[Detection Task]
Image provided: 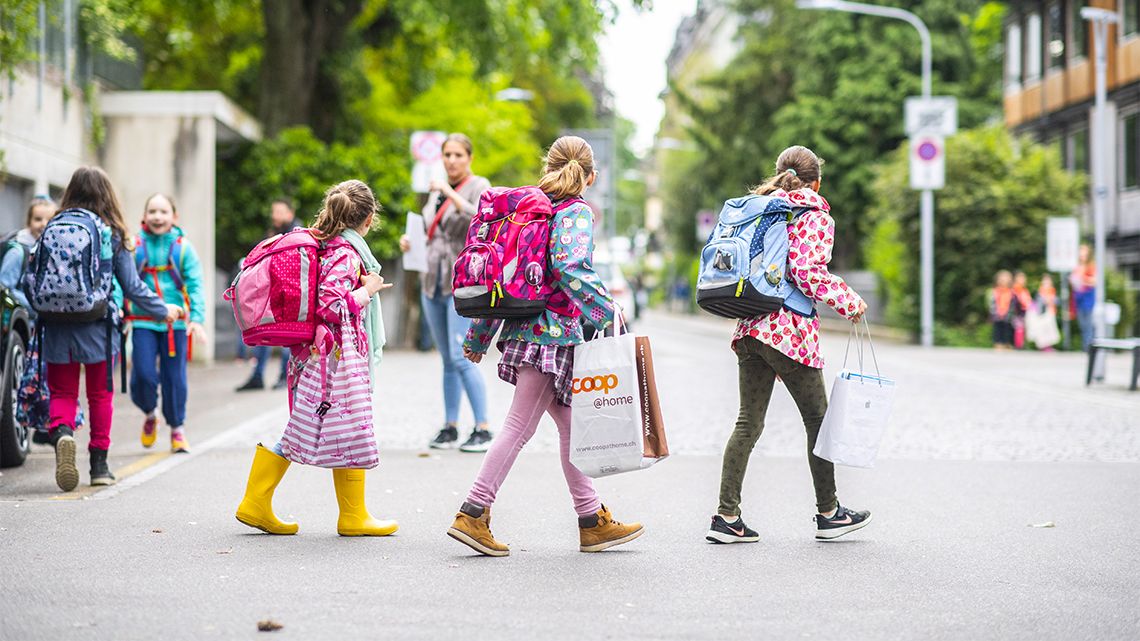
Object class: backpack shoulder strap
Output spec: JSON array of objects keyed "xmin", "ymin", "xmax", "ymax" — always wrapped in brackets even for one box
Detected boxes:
[
  {"xmin": 550, "ymin": 197, "xmax": 586, "ymax": 215},
  {"xmin": 167, "ymin": 235, "xmax": 186, "ymax": 291}
]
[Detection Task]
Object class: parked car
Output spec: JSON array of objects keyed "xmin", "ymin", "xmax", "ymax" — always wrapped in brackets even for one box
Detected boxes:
[
  {"xmin": 592, "ymin": 257, "xmax": 635, "ymax": 331},
  {"xmin": 0, "ymin": 285, "xmax": 31, "ymax": 468}
]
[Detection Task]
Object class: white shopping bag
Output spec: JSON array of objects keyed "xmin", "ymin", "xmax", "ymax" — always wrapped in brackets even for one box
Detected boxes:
[
  {"xmin": 814, "ymin": 321, "xmax": 896, "ymax": 468},
  {"xmin": 569, "ymin": 309, "xmax": 667, "ymax": 478}
]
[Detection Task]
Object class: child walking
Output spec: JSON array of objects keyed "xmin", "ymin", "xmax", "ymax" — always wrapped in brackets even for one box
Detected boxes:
[
  {"xmin": 0, "ymin": 195, "xmax": 53, "ymax": 310},
  {"xmin": 447, "ymin": 136, "xmax": 643, "ymax": 557},
  {"xmin": 128, "ymin": 193, "xmax": 207, "ymax": 453},
  {"xmin": 234, "ymin": 179, "xmax": 397, "ymax": 537},
  {"xmin": 29, "ymin": 167, "xmax": 182, "ymax": 491},
  {"xmin": 707, "ymin": 146, "xmax": 871, "ymax": 544}
]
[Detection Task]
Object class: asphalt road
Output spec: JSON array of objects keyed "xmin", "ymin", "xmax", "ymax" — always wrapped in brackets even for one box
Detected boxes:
[{"xmin": 1, "ymin": 312, "xmax": 1138, "ymax": 640}]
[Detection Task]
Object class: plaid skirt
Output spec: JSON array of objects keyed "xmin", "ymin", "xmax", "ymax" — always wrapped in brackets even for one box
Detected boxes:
[{"xmin": 497, "ymin": 340, "xmax": 576, "ymax": 407}]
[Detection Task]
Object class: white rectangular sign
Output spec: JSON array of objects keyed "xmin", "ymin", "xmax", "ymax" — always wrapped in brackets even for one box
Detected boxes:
[
  {"xmin": 402, "ymin": 212, "xmax": 428, "ymax": 273},
  {"xmin": 909, "ymin": 136, "xmax": 945, "ymax": 190},
  {"xmin": 1046, "ymin": 217, "xmax": 1080, "ymax": 272},
  {"xmin": 905, "ymin": 96, "xmax": 958, "ymax": 136}
]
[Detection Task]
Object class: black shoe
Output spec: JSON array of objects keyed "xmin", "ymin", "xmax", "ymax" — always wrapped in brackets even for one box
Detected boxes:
[
  {"xmin": 235, "ymin": 375, "xmax": 265, "ymax": 392},
  {"xmin": 51, "ymin": 426, "xmax": 78, "ymax": 492},
  {"xmin": 89, "ymin": 448, "xmax": 116, "ymax": 487},
  {"xmin": 32, "ymin": 428, "xmax": 52, "ymax": 446},
  {"xmin": 429, "ymin": 425, "xmax": 459, "ymax": 449},
  {"xmin": 815, "ymin": 503, "xmax": 872, "ymax": 540},
  {"xmin": 272, "ymin": 377, "xmax": 288, "ymax": 390},
  {"xmin": 706, "ymin": 515, "xmax": 760, "ymax": 544},
  {"xmin": 459, "ymin": 428, "xmax": 493, "ymax": 453}
]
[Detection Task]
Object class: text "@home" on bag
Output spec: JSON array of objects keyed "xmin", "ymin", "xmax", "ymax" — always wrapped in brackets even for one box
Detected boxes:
[{"xmin": 572, "ymin": 374, "xmax": 634, "ymax": 409}]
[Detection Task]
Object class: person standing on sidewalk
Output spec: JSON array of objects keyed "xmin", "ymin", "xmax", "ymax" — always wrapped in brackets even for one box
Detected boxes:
[
  {"xmin": 1070, "ymin": 244, "xmax": 1097, "ymax": 351},
  {"xmin": 447, "ymin": 136, "xmax": 643, "ymax": 557},
  {"xmin": 1011, "ymin": 271, "xmax": 1034, "ymax": 350},
  {"xmin": 399, "ymin": 133, "xmax": 493, "ymax": 453},
  {"xmin": 30, "ymin": 167, "xmax": 182, "ymax": 491},
  {"xmin": 128, "ymin": 193, "xmax": 207, "ymax": 453},
  {"xmin": 236, "ymin": 198, "xmax": 302, "ymax": 391},
  {"xmin": 234, "ymin": 179, "xmax": 398, "ymax": 537},
  {"xmin": 706, "ymin": 146, "xmax": 871, "ymax": 545},
  {"xmin": 989, "ymin": 270, "xmax": 1015, "ymax": 350}
]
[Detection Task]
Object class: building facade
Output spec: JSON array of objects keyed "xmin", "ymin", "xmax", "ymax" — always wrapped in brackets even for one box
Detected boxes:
[{"xmin": 1004, "ymin": 0, "xmax": 1140, "ymax": 287}]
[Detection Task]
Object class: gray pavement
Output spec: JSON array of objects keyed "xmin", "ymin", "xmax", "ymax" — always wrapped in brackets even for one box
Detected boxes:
[{"xmin": 1, "ymin": 311, "xmax": 1138, "ymax": 640}]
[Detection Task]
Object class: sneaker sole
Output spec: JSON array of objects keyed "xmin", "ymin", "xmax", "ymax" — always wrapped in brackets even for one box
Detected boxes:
[
  {"xmin": 705, "ymin": 529, "xmax": 760, "ymax": 544},
  {"xmin": 580, "ymin": 526, "xmax": 644, "ymax": 552},
  {"xmin": 429, "ymin": 441, "xmax": 459, "ymax": 450},
  {"xmin": 90, "ymin": 477, "xmax": 116, "ymax": 487},
  {"xmin": 815, "ymin": 513, "xmax": 873, "ymax": 540},
  {"xmin": 458, "ymin": 443, "xmax": 490, "ymax": 453},
  {"xmin": 54, "ymin": 436, "xmax": 78, "ymax": 492},
  {"xmin": 447, "ymin": 527, "xmax": 509, "ymax": 557}
]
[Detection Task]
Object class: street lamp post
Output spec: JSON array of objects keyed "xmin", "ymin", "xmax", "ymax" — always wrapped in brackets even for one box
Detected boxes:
[
  {"xmin": 1081, "ymin": 7, "xmax": 1119, "ymax": 343},
  {"xmin": 796, "ymin": 0, "xmax": 936, "ymax": 347}
]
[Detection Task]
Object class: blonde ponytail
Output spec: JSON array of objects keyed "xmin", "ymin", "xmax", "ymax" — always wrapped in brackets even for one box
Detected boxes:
[
  {"xmin": 537, "ymin": 136, "xmax": 595, "ymax": 200},
  {"xmin": 311, "ymin": 179, "xmax": 379, "ymax": 240}
]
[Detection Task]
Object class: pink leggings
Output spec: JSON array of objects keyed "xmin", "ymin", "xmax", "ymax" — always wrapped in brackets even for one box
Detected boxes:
[
  {"xmin": 467, "ymin": 366, "xmax": 602, "ymax": 517},
  {"xmin": 48, "ymin": 361, "xmax": 113, "ymax": 451}
]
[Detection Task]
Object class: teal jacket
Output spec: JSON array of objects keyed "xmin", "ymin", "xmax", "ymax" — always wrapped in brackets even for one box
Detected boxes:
[{"xmin": 130, "ymin": 227, "xmax": 206, "ymax": 332}]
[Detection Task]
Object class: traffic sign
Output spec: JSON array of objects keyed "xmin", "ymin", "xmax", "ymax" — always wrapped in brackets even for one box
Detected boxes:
[
  {"xmin": 1046, "ymin": 217, "xmax": 1080, "ymax": 272},
  {"xmin": 909, "ymin": 135, "xmax": 945, "ymax": 190},
  {"xmin": 410, "ymin": 130, "xmax": 447, "ymax": 193},
  {"xmin": 905, "ymin": 96, "xmax": 958, "ymax": 136}
]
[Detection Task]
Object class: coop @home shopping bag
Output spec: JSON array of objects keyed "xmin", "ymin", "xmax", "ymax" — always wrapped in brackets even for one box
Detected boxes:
[
  {"xmin": 813, "ymin": 321, "xmax": 896, "ymax": 468},
  {"xmin": 569, "ymin": 310, "xmax": 668, "ymax": 478}
]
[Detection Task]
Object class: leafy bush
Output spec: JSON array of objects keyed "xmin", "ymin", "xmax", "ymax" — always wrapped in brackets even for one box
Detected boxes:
[
  {"xmin": 865, "ymin": 126, "xmax": 1086, "ymax": 340},
  {"xmin": 216, "ymin": 127, "xmax": 412, "ymax": 269}
]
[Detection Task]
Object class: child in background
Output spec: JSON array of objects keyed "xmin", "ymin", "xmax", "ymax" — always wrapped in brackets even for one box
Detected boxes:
[
  {"xmin": 30, "ymin": 167, "xmax": 182, "ymax": 491},
  {"xmin": 128, "ymin": 193, "xmax": 207, "ymax": 453},
  {"xmin": 0, "ymin": 196, "xmax": 53, "ymax": 310},
  {"xmin": 234, "ymin": 179, "xmax": 397, "ymax": 537},
  {"xmin": 1011, "ymin": 271, "xmax": 1034, "ymax": 350},
  {"xmin": 989, "ymin": 270, "xmax": 1015, "ymax": 350},
  {"xmin": 1033, "ymin": 274, "xmax": 1060, "ymax": 351}
]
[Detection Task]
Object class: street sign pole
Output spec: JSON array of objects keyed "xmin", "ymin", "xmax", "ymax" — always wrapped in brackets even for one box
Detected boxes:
[{"xmin": 920, "ymin": 189, "xmax": 934, "ymax": 348}]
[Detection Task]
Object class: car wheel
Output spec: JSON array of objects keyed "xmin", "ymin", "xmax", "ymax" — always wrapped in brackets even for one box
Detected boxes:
[{"xmin": 0, "ymin": 332, "xmax": 29, "ymax": 468}]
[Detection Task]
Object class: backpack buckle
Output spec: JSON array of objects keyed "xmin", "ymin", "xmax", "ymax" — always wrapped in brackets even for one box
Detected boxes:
[{"xmin": 476, "ymin": 223, "xmax": 490, "ymax": 241}]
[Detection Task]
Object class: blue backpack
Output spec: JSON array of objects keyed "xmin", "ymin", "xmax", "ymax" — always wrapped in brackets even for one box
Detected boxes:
[
  {"xmin": 25, "ymin": 208, "xmax": 115, "ymax": 323},
  {"xmin": 696, "ymin": 194, "xmax": 815, "ymax": 319}
]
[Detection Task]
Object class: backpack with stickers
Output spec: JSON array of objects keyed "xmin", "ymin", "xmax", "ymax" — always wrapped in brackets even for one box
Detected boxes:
[
  {"xmin": 452, "ymin": 186, "xmax": 583, "ymax": 319},
  {"xmin": 695, "ymin": 194, "xmax": 815, "ymax": 319}
]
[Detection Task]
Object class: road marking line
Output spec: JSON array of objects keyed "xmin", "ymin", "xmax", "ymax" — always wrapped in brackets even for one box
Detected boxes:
[{"xmin": 90, "ymin": 407, "xmax": 288, "ymax": 501}]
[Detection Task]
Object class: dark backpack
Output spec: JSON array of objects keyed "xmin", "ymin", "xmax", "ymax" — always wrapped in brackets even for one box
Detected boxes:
[
  {"xmin": 0, "ymin": 230, "xmax": 30, "ymax": 283},
  {"xmin": 25, "ymin": 208, "xmax": 115, "ymax": 323}
]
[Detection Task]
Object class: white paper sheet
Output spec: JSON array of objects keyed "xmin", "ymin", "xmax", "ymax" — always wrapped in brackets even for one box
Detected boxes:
[{"xmin": 402, "ymin": 212, "xmax": 428, "ymax": 273}]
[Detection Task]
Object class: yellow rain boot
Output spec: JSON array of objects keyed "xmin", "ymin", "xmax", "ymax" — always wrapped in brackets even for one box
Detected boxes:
[
  {"xmin": 235, "ymin": 444, "xmax": 299, "ymax": 535},
  {"xmin": 332, "ymin": 469, "xmax": 398, "ymax": 537}
]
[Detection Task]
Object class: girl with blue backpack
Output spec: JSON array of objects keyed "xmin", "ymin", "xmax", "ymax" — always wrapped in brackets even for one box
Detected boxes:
[
  {"xmin": 128, "ymin": 193, "xmax": 207, "ymax": 453},
  {"xmin": 28, "ymin": 167, "xmax": 183, "ymax": 492},
  {"xmin": 447, "ymin": 136, "xmax": 643, "ymax": 557},
  {"xmin": 705, "ymin": 146, "xmax": 872, "ymax": 544}
]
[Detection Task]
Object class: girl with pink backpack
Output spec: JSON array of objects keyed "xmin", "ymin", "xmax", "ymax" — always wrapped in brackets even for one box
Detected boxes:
[
  {"xmin": 447, "ymin": 136, "xmax": 644, "ymax": 557},
  {"xmin": 233, "ymin": 179, "xmax": 398, "ymax": 537}
]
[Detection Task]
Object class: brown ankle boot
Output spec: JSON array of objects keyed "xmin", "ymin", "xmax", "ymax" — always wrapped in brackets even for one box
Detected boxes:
[
  {"xmin": 448, "ymin": 502, "xmax": 509, "ymax": 557},
  {"xmin": 579, "ymin": 504, "xmax": 643, "ymax": 552}
]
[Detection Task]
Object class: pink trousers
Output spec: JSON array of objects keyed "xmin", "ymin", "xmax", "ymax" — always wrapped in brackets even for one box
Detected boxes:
[
  {"xmin": 48, "ymin": 361, "xmax": 113, "ymax": 451},
  {"xmin": 467, "ymin": 365, "xmax": 602, "ymax": 517}
]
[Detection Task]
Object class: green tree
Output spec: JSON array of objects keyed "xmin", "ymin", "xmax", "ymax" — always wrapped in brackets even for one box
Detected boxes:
[
  {"xmin": 663, "ymin": 0, "xmax": 1006, "ymax": 268},
  {"xmin": 865, "ymin": 126, "xmax": 1085, "ymax": 337}
]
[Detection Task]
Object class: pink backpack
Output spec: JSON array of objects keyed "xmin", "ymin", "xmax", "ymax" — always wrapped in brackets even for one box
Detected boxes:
[
  {"xmin": 224, "ymin": 229, "xmax": 347, "ymax": 347},
  {"xmin": 452, "ymin": 187, "xmax": 582, "ymax": 319}
]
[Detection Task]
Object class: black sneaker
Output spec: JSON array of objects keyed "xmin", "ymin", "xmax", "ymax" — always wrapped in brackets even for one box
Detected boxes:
[
  {"xmin": 32, "ymin": 429, "xmax": 52, "ymax": 446},
  {"xmin": 429, "ymin": 425, "xmax": 459, "ymax": 449},
  {"xmin": 88, "ymin": 448, "xmax": 116, "ymax": 487},
  {"xmin": 51, "ymin": 426, "xmax": 79, "ymax": 492},
  {"xmin": 272, "ymin": 377, "xmax": 289, "ymax": 390},
  {"xmin": 706, "ymin": 515, "xmax": 760, "ymax": 544},
  {"xmin": 235, "ymin": 375, "xmax": 265, "ymax": 392},
  {"xmin": 459, "ymin": 428, "xmax": 493, "ymax": 453},
  {"xmin": 815, "ymin": 503, "xmax": 872, "ymax": 540}
]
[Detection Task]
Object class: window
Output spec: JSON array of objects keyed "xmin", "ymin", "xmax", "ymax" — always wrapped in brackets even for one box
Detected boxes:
[
  {"xmin": 1006, "ymin": 22, "xmax": 1023, "ymax": 87},
  {"xmin": 1048, "ymin": 2, "xmax": 1065, "ymax": 70},
  {"xmin": 1025, "ymin": 13, "xmax": 1043, "ymax": 81},
  {"xmin": 1125, "ymin": 0, "xmax": 1140, "ymax": 38},
  {"xmin": 1071, "ymin": 128, "xmax": 1089, "ymax": 174},
  {"xmin": 1070, "ymin": 1, "xmax": 1088, "ymax": 57},
  {"xmin": 1124, "ymin": 114, "xmax": 1139, "ymax": 190}
]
